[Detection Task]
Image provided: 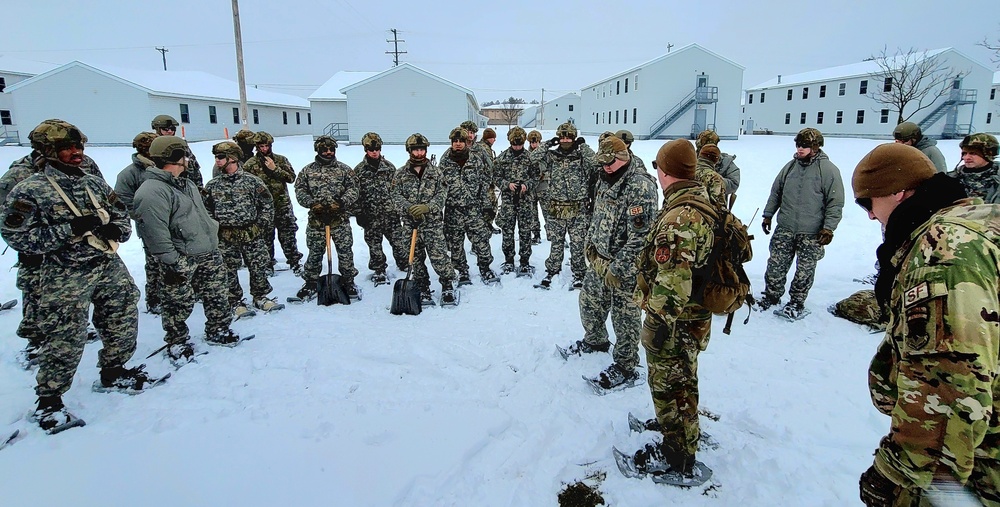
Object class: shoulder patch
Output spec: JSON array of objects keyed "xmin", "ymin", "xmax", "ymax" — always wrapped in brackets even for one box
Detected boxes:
[
  {"xmin": 4, "ymin": 213, "xmax": 24, "ymax": 228},
  {"xmin": 12, "ymin": 199, "xmax": 33, "ymax": 213},
  {"xmin": 654, "ymin": 246, "xmax": 670, "ymax": 263},
  {"xmin": 628, "ymin": 206, "xmax": 643, "ymax": 216},
  {"xmin": 903, "ymin": 281, "xmax": 933, "ymax": 308},
  {"xmin": 107, "ymin": 191, "xmax": 119, "ymax": 205}
]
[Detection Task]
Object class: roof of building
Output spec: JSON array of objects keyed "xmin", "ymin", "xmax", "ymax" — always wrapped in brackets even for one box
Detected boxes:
[
  {"xmin": 583, "ymin": 43, "xmax": 745, "ymax": 89},
  {"xmin": 6, "ymin": 61, "xmax": 309, "ymax": 108},
  {"xmin": 339, "ymin": 63, "xmax": 476, "ymax": 100},
  {"xmin": 0, "ymin": 55, "xmax": 59, "ymax": 77},
  {"xmin": 308, "ymin": 71, "xmax": 379, "ymax": 101},
  {"xmin": 994, "ymin": 70, "xmax": 999, "ymax": 85},
  {"xmin": 746, "ymin": 48, "xmax": 956, "ymax": 90}
]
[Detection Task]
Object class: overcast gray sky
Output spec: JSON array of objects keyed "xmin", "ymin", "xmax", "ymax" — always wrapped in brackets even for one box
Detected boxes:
[{"xmin": 5, "ymin": 0, "xmax": 999, "ymax": 104}]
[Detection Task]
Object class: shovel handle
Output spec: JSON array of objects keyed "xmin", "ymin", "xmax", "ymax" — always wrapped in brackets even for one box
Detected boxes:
[
  {"xmin": 325, "ymin": 225, "xmax": 333, "ymax": 274},
  {"xmin": 407, "ymin": 229, "xmax": 418, "ymax": 264}
]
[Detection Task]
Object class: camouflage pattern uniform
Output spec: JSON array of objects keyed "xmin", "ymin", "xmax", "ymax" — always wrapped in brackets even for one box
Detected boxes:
[
  {"xmin": 494, "ymin": 145, "xmax": 538, "ymax": 265},
  {"xmin": 354, "ymin": 155, "xmax": 409, "ymax": 273},
  {"xmin": 695, "ymin": 157, "xmax": 728, "ymax": 212},
  {"xmin": 530, "ymin": 136, "xmax": 598, "ymax": 280},
  {"xmin": 695, "ymin": 130, "xmax": 740, "ymax": 195},
  {"xmin": 526, "ymin": 131, "xmax": 544, "ymax": 243},
  {"xmin": 392, "ymin": 158, "xmax": 454, "ymax": 292},
  {"xmin": 294, "ymin": 152, "xmax": 359, "ymax": 287},
  {"xmin": 242, "ymin": 145, "xmax": 302, "ymax": 268},
  {"xmin": 204, "ymin": 165, "xmax": 275, "ymax": 308},
  {"xmin": 867, "ymin": 198, "xmax": 1000, "ymax": 504},
  {"xmin": 115, "ymin": 149, "xmax": 163, "ymax": 312},
  {"xmin": 947, "ymin": 161, "xmax": 1000, "ymax": 204},
  {"xmin": 440, "ymin": 140, "xmax": 496, "ymax": 278},
  {"xmin": 832, "ymin": 289, "xmax": 884, "ymax": 330},
  {"xmin": 580, "ymin": 156, "xmax": 657, "ymax": 371},
  {"xmin": 1, "ymin": 163, "xmax": 139, "ymax": 398},
  {"xmin": 633, "ymin": 180, "xmax": 716, "ymax": 461}
]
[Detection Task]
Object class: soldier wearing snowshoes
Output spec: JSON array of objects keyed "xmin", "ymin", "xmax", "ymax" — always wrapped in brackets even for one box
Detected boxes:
[
  {"xmin": 493, "ymin": 127, "xmax": 538, "ymax": 276},
  {"xmin": 204, "ymin": 141, "xmax": 282, "ymax": 319},
  {"xmin": 0, "ymin": 120, "xmax": 156, "ymax": 433},
  {"xmin": 757, "ymin": 128, "xmax": 844, "ymax": 319},
  {"xmin": 852, "ymin": 143, "xmax": 1000, "ymax": 506},
  {"xmin": 293, "ymin": 136, "xmax": 360, "ymax": 302},
  {"xmin": 242, "ymin": 131, "xmax": 303, "ymax": 276},
  {"xmin": 565, "ymin": 136, "xmax": 657, "ymax": 393},
  {"xmin": 526, "ymin": 129, "xmax": 544, "ymax": 245},
  {"xmin": 353, "ymin": 132, "xmax": 409, "ymax": 287},
  {"xmin": 439, "ymin": 127, "xmax": 498, "ymax": 286},
  {"xmin": 530, "ymin": 122, "xmax": 598, "ymax": 289},
  {"xmin": 392, "ymin": 133, "xmax": 456, "ymax": 305},
  {"xmin": 947, "ymin": 132, "xmax": 1000, "ymax": 204},
  {"xmin": 134, "ymin": 136, "xmax": 243, "ymax": 363},
  {"xmin": 115, "ymin": 131, "xmax": 164, "ymax": 315},
  {"xmin": 150, "ymin": 114, "xmax": 202, "ymax": 188},
  {"xmin": 625, "ymin": 139, "xmax": 717, "ymax": 485}
]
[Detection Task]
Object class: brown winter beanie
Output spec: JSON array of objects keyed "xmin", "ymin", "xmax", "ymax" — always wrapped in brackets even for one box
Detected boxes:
[
  {"xmin": 699, "ymin": 144, "xmax": 721, "ymax": 165},
  {"xmin": 852, "ymin": 143, "xmax": 937, "ymax": 198},
  {"xmin": 483, "ymin": 128, "xmax": 496, "ymax": 140},
  {"xmin": 656, "ymin": 139, "xmax": 697, "ymax": 179}
]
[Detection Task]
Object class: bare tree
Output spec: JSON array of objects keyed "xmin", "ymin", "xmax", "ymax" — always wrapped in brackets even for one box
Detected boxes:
[
  {"xmin": 497, "ymin": 100, "xmax": 522, "ymax": 128},
  {"xmin": 978, "ymin": 31, "xmax": 1000, "ymax": 65},
  {"xmin": 866, "ymin": 46, "xmax": 967, "ymax": 125}
]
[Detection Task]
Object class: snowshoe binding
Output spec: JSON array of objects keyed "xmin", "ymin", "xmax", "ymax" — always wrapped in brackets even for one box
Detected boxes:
[
  {"xmin": 480, "ymin": 269, "xmax": 500, "ymax": 286},
  {"xmin": 516, "ymin": 264, "xmax": 535, "ymax": 278},
  {"xmin": 205, "ymin": 329, "xmax": 253, "ymax": 348},
  {"xmin": 556, "ymin": 339, "xmax": 610, "ymax": 360},
  {"xmin": 371, "ymin": 271, "xmax": 390, "ymax": 287},
  {"xmin": 534, "ymin": 272, "xmax": 556, "ymax": 290},
  {"xmin": 457, "ymin": 273, "xmax": 473, "ymax": 287},
  {"xmin": 287, "ymin": 284, "xmax": 317, "ymax": 304},
  {"xmin": 92, "ymin": 364, "xmax": 170, "ymax": 395},
  {"xmin": 500, "ymin": 261, "xmax": 516, "ymax": 275},
  {"xmin": 583, "ymin": 363, "xmax": 641, "ymax": 395},
  {"xmin": 233, "ymin": 301, "xmax": 257, "ymax": 321},
  {"xmin": 440, "ymin": 281, "xmax": 459, "ymax": 307},
  {"xmin": 32, "ymin": 396, "xmax": 86, "ymax": 435},
  {"xmin": 774, "ymin": 302, "xmax": 810, "ymax": 321},
  {"xmin": 253, "ymin": 297, "xmax": 285, "ymax": 313}
]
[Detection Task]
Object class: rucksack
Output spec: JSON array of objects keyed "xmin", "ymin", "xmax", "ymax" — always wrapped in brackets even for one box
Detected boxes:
[{"xmin": 668, "ymin": 195, "xmax": 754, "ymax": 334}]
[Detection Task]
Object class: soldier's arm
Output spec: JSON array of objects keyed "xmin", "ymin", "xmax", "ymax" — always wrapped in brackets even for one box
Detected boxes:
[
  {"xmin": 873, "ymin": 223, "xmax": 999, "ymax": 489},
  {"xmin": 646, "ymin": 208, "xmax": 715, "ymax": 324},
  {"xmin": 720, "ymin": 156, "xmax": 741, "ymax": 194},
  {"xmin": 134, "ymin": 185, "xmax": 181, "ymax": 265},
  {"xmin": 114, "ymin": 168, "xmax": 140, "ymax": 216},
  {"xmin": 763, "ymin": 162, "xmax": 791, "ymax": 218},
  {"xmin": 610, "ymin": 180, "xmax": 659, "ymax": 279},
  {"xmin": 293, "ymin": 168, "xmax": 315, "ymax": 208},
  {"xmin": 339, "ymin": 167, "xmax": 360, "ymax": 210},
  {"xmin": 253, "ymin": 178, "xmax": 274, "ymax": 228},
  {"xmin": 822, "ymin": 162, "xmax": 846, "ymax": 231},
  {"xmin": 273, "ymin": 155, "xmax": 296, "ymax": 184},
  {"xmin": 95, "ymin": 178, "xmax": 132, "ymax": 242},
  {"xmin": 0, "ymin": 190, "xmax": 74, "ymax": 255},
  {"xmin": 390, "ymin": 170, "xmax": 412, "ymax": 216},
  {"xmin": 428, "ymin": 167, "xmax": 447, "ymax": 215}
]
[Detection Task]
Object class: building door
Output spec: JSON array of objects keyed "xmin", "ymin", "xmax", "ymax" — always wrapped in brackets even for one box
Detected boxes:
[
  {"xmin": 693, "ymin": 108, "xmax": 707, "ymax": 133},
  {"xmin": 697, "ymin": 75, "xmax": 709, "ymax": 88}
]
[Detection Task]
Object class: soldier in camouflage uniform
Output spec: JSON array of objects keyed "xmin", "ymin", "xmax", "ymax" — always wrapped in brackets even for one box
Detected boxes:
[
  {"xmin": 0, "ymin": 120, "xmax": 154, "ymax": 432},
  {"xmin": 564, "ymin": 137, "xmax": 657, "ymax": 392},
  {"xmin": 695, "ymin": 144, "xmax": 729, "ymax": 212},
  {"xmin": 204, "ymin": 141, "xmax": 280, "ymax": 317},
  {"xmin": 232, "ymin": 129, "xmax": 257, "ymax": 163},
  {"xmin": 530, "ymin": 122, "xmax": 598, "ymax": 289},
  {"xmin": 151, "ymin": 115, "xmax": 202, "ymax": 187},
  {"xmin": 242, "ymin": 131, "xmax": 303, "ymax": 274},
  {"xmin": 892, "ymin": 121, "xmax": 947, "ymax": 173},
  {"xmin": 628, "ymin": 139, "xmax": 717, "ymax": 479},
  {"xmin": 440, "ymin": 127, "xmax": 499, "ymax": 285},
  {"xmin": 391, "ymin": 133, "xmax": 456, "ymax": 304},
  {"xmin": 831, "ymin": 289, "xmax": 884, "ymax": 331},
  {"xmin": 458, "ymin": 120, "xmax": 499, "ymax": 234},
  {"xmin": 293, "ymin": 136, "xmax": 360, "ymax": 300},
  {"xmin": 115, "ymin": 131, "xmax": 164, "ymax": 314},
  {"xmin": 851, "ymin": 143, "xmax": 999, "ymax": 506},
  {"xmin": 695, "ymin": 130, "xmax": 740, "ymax": 197},
  {"xmin": 526, "ymin": 129, "xmax": 544, "ymax": 245},
  {"xmin": 947, "ymin": 133, "xmax": 999, "ymax": 204},
  {"xmin": 353, "ymin": 132, "xmax": 408, "ymax": 285},
  {"xmin": 615, "ymin": 130, "xmax": 648, "ymax": 172},
  {"xmin": 134, "ymin": 136, "xmax": 242, "ymax": 363},
  {"xmin": 758, "ymin": 128, "xmax": 845, "ymax": 319},
  {"xmin": 493, "ymin": 127, "xmax": 538, "ymax": 274},
  {"xmin": 479, "ymin": 128, "xmax": 497, "ymax": 160}
]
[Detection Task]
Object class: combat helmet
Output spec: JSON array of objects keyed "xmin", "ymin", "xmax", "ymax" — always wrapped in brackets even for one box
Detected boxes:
[
  {"xmin": 150, "ymin": 115, "xmax": 179, "ymax": 130},
  {"xmin": 960, "ymin": 133, "xmax": 999, "ymax": 162},
  {"xmin": 148, "ymin": 136, "xmax": 189, "ymax": 166},
  {"xmin": 449, "ymin": 127, "xmax": 469, "ymax": 143},
  {"xmin": 233, "ymin": 129, "xmax": 257, "ymax": 145},
  {"xmin": 508, "ymin": 126, "xmax": 527, "ymax": 144},
  {"xmin": 254, "ymin": 131, "xmax": 274, "ymax": 145},
  {"xmin": 212, "ymin": 141, "xmax": 243, "ymax": 161},
  {"xmin": 460, "ymin": 120, "xmax": 478, "ymax": 134},
  {"xmin": 795, "ymin": 128, "xmax": 824, "ymax": 150},
  {"xmin": 556, "ymin": 122, "xmax": 578, "ymax": 139},
  {"xmin": 527, "ymin": 130, "xmax": 543, "ymax": 143},
  {"xmin": 30, "ymin": 119, "xmax": 87, "ymax": 156},
  {"xmin": 313, "ymin": 135, "xmax": 338, "ymax": 153},
  {"xmin": 361, "ymin": 132, "xmax": 382, "ymax": 151},
  {"xmin": 892, "ymin": 122, "xmax": 922, "ymax": 143},
  {"xmin": 696, "ymin": 130, "xmax": 720, "ymax": 151},
  {"xmin": 616, "ymin": 129, "xmax": 635, "ymax": 146},
  {"xmin": 132, "ymin": 131, "xmax": 158, "ymax": 156},
  {"xmin": 405, "ymin": 133, "xmax": 429, "ymax": 152}
]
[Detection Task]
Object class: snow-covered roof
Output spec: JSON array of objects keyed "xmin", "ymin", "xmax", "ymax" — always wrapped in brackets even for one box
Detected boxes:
[
  {"xmin": 747, "ymin": 48, "xmax": 952, "ymax": 90},
  {"xmin": 308, "ymin": 71, "xmax": 379, "ymax": 101},
  {"xmin": 583, "ymin": 44, "xmax": 745, "ymax": 89},
  {"xmin": 0, "ymin": 55, "xmax": 59, "ymax": 77},
  {"xmin": 6, "ymin": 61, "xmax": 309, "ymax": 108},
  {"xmin": 480, "ymin": 103, "xmax": 528, "ymax": 111},
  {"xmin": 340, "ymin": 63, "xmax": 476, "ymax": 100},
  {"xmin": 993, "ymin": 70, "xmax": 999, "ymax": 85}
]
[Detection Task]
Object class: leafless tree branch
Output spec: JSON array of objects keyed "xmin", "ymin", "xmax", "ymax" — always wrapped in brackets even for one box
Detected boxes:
[{"xmin": 867, "ymin": 46, "xmax": 967, "ymax": 125}]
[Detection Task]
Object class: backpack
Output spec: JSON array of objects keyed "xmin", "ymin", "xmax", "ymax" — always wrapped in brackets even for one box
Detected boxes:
[{"xmin": 668, "ymin": 195, "xmax": 754, "ymax": 334}]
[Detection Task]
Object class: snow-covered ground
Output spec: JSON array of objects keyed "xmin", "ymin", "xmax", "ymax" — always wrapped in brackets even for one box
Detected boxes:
[{"xmin": 0, "ymin": 131, "xmax": 966, "ymax": 506}]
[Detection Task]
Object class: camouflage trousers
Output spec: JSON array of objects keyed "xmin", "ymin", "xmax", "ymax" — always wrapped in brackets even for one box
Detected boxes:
[
  {"xmin": 530, "ymin": 200, "xmax": 542, "ymax": 239},
  {"xmin": 304, "ymin": 221, "xmax": 358, "ymax": 285},
  {"xmin": 364, "ymin": 217, "xmax": 410, "ymax": 273},
  {"xmin": 444, "ymin": 205, "xmax": 495, "ymax": 276},
  {"xmin": 268, "ymin": 204, "xmax": 302, "ymax": 266},
  {"xmin": 15, "ymin": 260, "xmax": 42, "ymax": 347},
  {"xmin": 35, "ymin": 256, "xmax": 139, "ymax": 397},
  {"xmin": 160, "ymin": 251, "xmax": 232, "ymax": 345},
  {"xmin": 483, "ymin": 187, "xmax": 498, "ymax": 228},
  {"xmin": 543, "ymin": 212, "xmax": 588, "ymax": 278},
  {"xmin": 497, "ymin": 192, "xmax": 534, "ymax": 264},
  {"xmin": 579, "ymin": 265, "xmax": 642, "ymax": 369},
  {"xmin": 641, "ymin": 314, "xmax": 712, "ymax": 458},
  {"xmin": 408, "ymin": 220, "xmax": 454, "ymax": 292},
  {"xmin": 143, "ymin": 246, "xmax": 163, "ymax": 311},
  {"xmin": 219, "ymin": 232, "xmax": 273, "ymax": 307},
  {"xmin": 763, "ymin": 228, "xmax": 826, "ymax": 304}
]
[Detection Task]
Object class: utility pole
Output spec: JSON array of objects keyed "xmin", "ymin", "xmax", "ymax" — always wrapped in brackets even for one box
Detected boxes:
[
  {"xmin": 539, "ymin": 88, "xmax": 545, "ymax": 129},
  {"xmin": 231, "ymin": 0, "xmax": 249, "ymax": 130},
  {"xmin": 666, "ymin": 43, "xmax": 674, "ymax": 53},
  {"xmin": 155, "ymin": 47, "xmax": 169, "ymax": 70},
  {"xmin": 385, "ymin": 28, "xmax": 407, "ymax": 67}
]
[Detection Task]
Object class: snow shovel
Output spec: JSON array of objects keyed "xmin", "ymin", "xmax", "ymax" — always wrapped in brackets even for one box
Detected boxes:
[
  {"xmin": 390, "ymin": 228, "xmax": 421, "ymax": 316},
  {"xmin": 317, "ymin": 225, "xmax": 349, "ymax": 306}
]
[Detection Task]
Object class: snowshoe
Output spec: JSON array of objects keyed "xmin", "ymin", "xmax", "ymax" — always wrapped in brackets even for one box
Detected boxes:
[
  {"xmin": 650, "ymin": 461, "xmax": 714, "ymax": 487},
  {"xmin": 272, "ymin": 262, "xmax": 290, "ymax": 272},
  {"xmin": 0, "ymin": 299, "xmax": 17, "ymax": 311},
  {"xmin": 556, "ymin": 339, "xmax": 610, "ymax": 360},
  {"xmin": 440, "ymin": 281, "xmax": 460, "ymax": 306},
  {"xmin": 457, "ymin": 274, "xmax": 473, "ymax": 287},
  {"xmin": 205, "ymin": 329, "xmax": 253, "ymax": 347},
  {"xmin": 0, "ymin": 429, "xmax": 21, "ymax": 451},
  {"xmin": 253, "ymin": 297, "xmax": 285, "ymax": 313},
  {"xmin": 32, "ymin": 397, "xmax": 86, "ymax": 435},
  {"xmin": 626, "ymin": 413, "xmax": 719, "ymax": 451},
  {"xmin": 570, "ymin": 276, "xmax": 584, "ymax": 291},
  {"xmin": 92, "ymin": 364, "xmax": 170, "ymax": 395},
  {"xmin": 480, "ymin": 269, "xmax": 500, "ymax": 286},
  {"xmin": 854, "ymin": 273, "xmax": 878, "ymax": 285},
  {"xmin": 516, "ymin": 264, "xmax": 535, "ymax": 278},
  {"xmin": 754, "ymin": 294, "xmax": 780, "ymax": 312},
  {"xmin": 534, "ymin": 272, "xmax": 556, "ymax": 290},
  {"xmin": 371, "ymin": 271, "xmax": 390, "ymax": 287},
  {"xmin": 583, "ymin": 363, "xmax": 641, "ymax": 395},
  {"xmin": 342, "ymin": 281, "xmax": 362, "ymax": 301},
  {"xmin": 500, "ymin": 261, "xmax": 516, "ymax": 275},
  {"xmin": 165, "ymin": 342, "xmax": 203, "ymax": 369},
  {"xmin": 287, "ymin": 284, "xmax": 317, "ymax": 304},
  {"xmin": 420, "ymin": 290, "xmax": 436, "ymax": 307},
  {"xmin": 233, "ymin": 302, "xmax": 257, "ymax": 321},
  {"xmin": 774, "ymin": 302, "xmax": 810, "ymax": 321}
]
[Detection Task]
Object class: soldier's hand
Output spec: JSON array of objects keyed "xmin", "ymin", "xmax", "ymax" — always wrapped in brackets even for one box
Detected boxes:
[
  {"xmin": 858, "ymin": 465, "xmax": 898, "ymax": 507},
  {"xmin": 761, "ymin": 217, "xmax": 772, "ymax": 235},
  {"xmin": 70, "ymin": 215, "xmax": 103, "ymax": 236},
  {"xmin": 508, "ymin": 182, "xmax": 518, "ymax": 192},
  {"xmin": 816, "ymin": 228, "xmax": 834, "ymax": 246},
  {"xmin": 574, "ymin": 136, "xmax": 586, "ymax": 147},
  {"xmin": 94, "ymin": 224, "xmax": 123, "ymax": 242},
  {"xmin": 603, "ymin": 269, "xmax": 622, "ymax": 289},
  {"xmin": 545, "ymin": 137, "xmax": 560, "ymax": 148},
  {"xmin": 328, "ymin": 201, "xmax": 341, "ymax": 212},
  {"xmin": 162, "ymin": 265, "xmax": 187, "ymax": 286},
  {"xmin": 408, "ymin": 204, "xmax": 430, "ymax": 219},
  {"xmin": 263, "ymin": 157, "xmax": 276, "ymax": 171}
]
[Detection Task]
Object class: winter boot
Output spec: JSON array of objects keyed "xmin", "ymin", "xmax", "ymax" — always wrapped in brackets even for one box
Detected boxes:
[
  {"xmin": 457, "ymin": 273, "xmax": 473, "ymax": 287},
  {"xmin": 480, "ymin": 269, "xmax": 499, "ymax": 285},
  {"xmin": 86, "ymin": 325, "xmax": 100, "ymax": 343},
  {"xmin": 441, "ymin": 280, "xmax": 457, "ymax": 305},
  {"xmin": 633, "ymin": 442, "xmax": 695, "ymax": 476},
  {"xmin": 779, "ymin": 301, "xmax": 806, "ymax": 320},
  {"xmin": 755, "ymin": 293, "xmax": 780, "ymax": 311},
  {"xmin": 562, "ymin": 339, "xmax": 610, "ymax": 356},
  {"xmin": 371, "ymin": 270, "xmax": 389, "ymax": 287},
  {"xmin": 253, "ymin": 296, "xmax": 285, "ymax": 313},
  {"xmin": 205, "ymin": 329, "xmax": 241, "ymax": 347},
  {"xmin": 531, "ymin": 233, "xmax": 542, "ymax": 245},
  {"xmin": 290, "ymin": 262, "xmax": 304, "ymax": 277},
  {"xmin": 295, "ymin": 283, "xmax": 317, "ymax": 301},
  {"xmin": 419, "ymin": 289, "xmax": 435, "ymax": 307},
  {"xmin": 540, "ymin": 272, "xmax": 557, "ymax": 289},
  {"xmin": 500, "ymin": 259, "xmax": 516, "ymax": 274},
  {"xmin": 167, "ymin": 341, "xmax": 195, "ymax": 363},
  {"xmin": 95, "ymin": 364, "xmax": 159, "ymax": 394},
  {"xmin": 33, "ymin": 395, "xmax": 85, "ymax": 434},
  {"xmin": 592, "ymin": 363, "xmax": 640, "ymax": 391},
  {"xmin": 571, "ymin": 275, "xmax": 584, "ymax": 290},
  {"xmin": 233, "ymin": 301, "xmax": 256, "ymax": 320},
  {"xmin": 517, "ymin": 263, "xmax": 536, "ymax": 277},
  {"xmin": 342, "ymin": 280, "xmax": 361, "ymax": 300}
]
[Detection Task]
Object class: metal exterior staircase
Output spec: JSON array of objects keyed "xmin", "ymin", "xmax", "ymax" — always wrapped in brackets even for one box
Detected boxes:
[
  {"xmin": 917, "ymin": 89, "xmax": 976, "ymax": 138},
  {"xmin": 323, "ymin": 122, "xmax": 348, "ymax": 141},
  {"xmin": 0, "ymin": 127, "xmax": 19, "ymax": 146},
  {"xmin": 649, "ymin": 86, "xmax": 718, "ymax": 138}
]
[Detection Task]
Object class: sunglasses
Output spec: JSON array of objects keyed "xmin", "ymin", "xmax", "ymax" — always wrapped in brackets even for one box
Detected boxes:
[
  {"xmin": 856, "ymin": 197, "xmax": 873, "ymax": 212},
  {"xmin": 795, "ymin": 142, "xmax": 810, "ymax": 149},
  {"xmin": 160, "ymin": 127, "xmax": 177, "ymax": 132},
  {"xmin": 364, "ymin": 147, "xmax": 380, "ymax": 153},
  {"xmin": 215, "ymin": 154, "xmax": 228, "ymax": 160}
]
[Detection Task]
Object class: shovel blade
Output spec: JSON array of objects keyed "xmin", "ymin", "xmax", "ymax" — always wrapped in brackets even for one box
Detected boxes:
[
  {"xmin": 317, "ymin": 274, "xmax": 350, "ymax": 306},
  {"xmin": 390, "ymin": 278, "xmax": 422, "ymax": 315}
]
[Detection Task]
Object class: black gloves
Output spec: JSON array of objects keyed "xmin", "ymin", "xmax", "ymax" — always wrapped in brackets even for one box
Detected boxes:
[
  {"xmin": 574, "ymin": 137, "xmax": 586, "ymax": 147},
  {"xmin": 816, "ymin": 228, "xmax": 834, "ymax": 246},
  {"xmin": 761, "ymin": 217, "xmax": 772, "ymax": 235},
  {"xmin": 70, "ymin": 215, "xmax": 103, "ymax": 236},
  {"xmin": 858, "ymin": 465, "xmax": 898, "ymax": 507},
  {"xmin": 94, "ymin": 224, "xmax": 123, "ymax": 242},
  {"xmin": 545, "ymin": 137, "xmax": 560, "ymax": 148},
  {"xmin": 162, "ymin": 264, "xmax": 187, "ymax": 286}
]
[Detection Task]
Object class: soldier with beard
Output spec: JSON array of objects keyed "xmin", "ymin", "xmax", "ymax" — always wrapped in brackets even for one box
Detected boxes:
[
  {"xmin": 440, "ymin": 127, "xmax": 498, "ymax": 285},
  {"xmin": 353, "ymin": 132, "xmax": 408, "ymax": 286},
  {"xmin": 115, "ymin": 131, "xmax": 164, "ymax": 315},
  {"xmin": 150, "ymin": 115, "xmax": 202, "ymax": 187},
  {"xmin": 493, "ymin": 126, "xmax": 538, "ymax": 275},
  {"xmin": 242, "ymin": 131, "xmax": 303, "ymax": 275},
  {"xmin": 947, "ymin": 133, "xmax": 999, "ymax": 204},
  {"xmin": 391, "ymin": 133, "xmax": 456, "ymax": 305},
  {"xmin": 293, "ymin": 136, "xmax": 360, "ymax": 301}
]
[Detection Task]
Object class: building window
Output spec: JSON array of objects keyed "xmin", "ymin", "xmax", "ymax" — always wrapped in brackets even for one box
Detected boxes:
[
  {"xmin": 568, "ymin": 104, "xmax": 574, "ymax": 112},
  {"xmin": 282, "ymin": 111, "xmax": 288, "ymax": 125},
  {"xmin": 748, "ymin": 93, "xmax": 753, "ymax": 104},
  {"xmin": 836, "ymin": 111, "xmax": 843, "ymax": 123},
  {"xmin": 633, "ymin": 108, "xmax": 637, "ymax": 123},
  {"xmin": 616, "ymin": 81, "xmax": 620, "ymax": 95},
  {"xmin": 308, "ymin": 112, "xmax": 312, "ymax": 125},
  {"xmin": 787, "ymin": 89, "xmax": 793, "ymax": 101},
  {"xmin": 785, "ymin": 113, "xmax": 791, "ymax": 125},
  {"xmin": 859, "ymin": 80, "xmax": 868, "ymax": 94},
  {"xmin": 802, "ymin": 87, "xmax": 809, "ymax": 100},
  {"xmin": 608, "ymin": 111, "xmax": 611, "ymax": 124},
  {"xmin": 987, "ymin": 112, "xmax": 992, "ymax": 124},
  {"xmin": 624, "ymin": 78, "xmax": 628, "ymax": 93},
  {"xmin": 819, "ymin": 85, "xmax": 826, "ymax": 98},
  {"xmin": 253, "ymin": 109, "xmax": 259, "ymax": 125},
  {"xmin": 856, "ymin": 110, "xmax": 865, "ymax": 123},
  {"xmin": 880, "ymin": 109, "xmax": 889, "ymax": 124},
  {"xmin": 991, "ymin": 89, "xmax": 996, "ymax": 100},
  {"xmin": 179, "ymin": 104, "xmax": 190, "ymax": 123},
  {"xmin": 623, "ymin": 109, "xmax": 628, "ymax": 124},
  {"xmin": 615, "ymin": 110, "xmax": 619, "ymax": 124},
  {"xmin": 295, "ymin": 112, "xmax": 301, "ymax": 125},
  {"xmin": 883, "ymin": 77, "xmax": 892, "ymax": 92},
  {"xmin": 800, "ymin": 112, "xmax": 807, "ymax": 124},
  {"xmin": 634, "ymin": 74, "xmax": 638, "ymax": 90},
  {"xmin": 232, "ymin": 107, "xmax": 239, "ymax": 124},
  {"xmin": 0, "ymin": 110, "xmax": 11, "ymax": 126},
  {"xmin": 817, "ymin": 112, "xmax": 824, "ymax": 124},
  {"xmin": 0, "ymin": 77, "xmax": 6, "ymax": 93},
  {"xmin": 839, "ymin": 83, "xmax": 846, "ymax": 96},
  {"xmin": 208, "ymin": 106, "xmax": 217, "ymax": 124},
  {"xmin": 760, "ymin": 92, "xmax": 765, "ymax": 103},
  {"xmin": 595, "ymin": 113, "xmax": 599, "ymax": 125}
]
